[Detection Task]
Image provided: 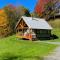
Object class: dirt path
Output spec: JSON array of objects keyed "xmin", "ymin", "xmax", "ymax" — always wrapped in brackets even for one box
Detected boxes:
[
  {"xmin": 39, "ymin": 41, "xmax": 60, "ymax": 60},
  {"xmin": 35, "ymin": 41, "xmax": 60, "ymax": 60},
  {"xmin": 36, "ymin": 41, "xmax": 60, "ymax": 45},
  {"xmin": 44, "ymin": 46, "xmax": 60, "ymax": 60}
]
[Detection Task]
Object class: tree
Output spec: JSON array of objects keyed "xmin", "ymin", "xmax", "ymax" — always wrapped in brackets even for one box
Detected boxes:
[
  {"xmin": 16, "ymin": 6, "xmax": 31, "ymax": 19},
  {"xmin": 44, "ymin": 0, "xmax": 59, "ymax": 20},
  {"xmin": 4, "ymin": 5, "xmax": 31, "ymax": 34},
  {"xmin": 31, "ymin": 12, "xmax": 41, "ymax": 18},
  {"xmin": 35, "ymin": 0, "xmax": 59, "ymax": 19},
  {"xmin": 4, "ymin": 4, "xmax": 17, "ymax": 33},
  {"xmin": 35, "ymin": 0, "xmax": 50, "ymax": 17},
  {"xmin": 0, "ymin": 5, "xmax": 31, "ymax": 37},
  {"xmin": 0, "ymin": 10, "xmax": 12, "ymax": 37}
]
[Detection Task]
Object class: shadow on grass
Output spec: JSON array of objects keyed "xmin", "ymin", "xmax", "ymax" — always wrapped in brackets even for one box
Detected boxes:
[
  {"xmin": 50, "ymin": 34, "xmax": 58, "ymax": 40},
  {"xmin": 0, "ymin": 53, "xmax": 44, "ymax": 60}
]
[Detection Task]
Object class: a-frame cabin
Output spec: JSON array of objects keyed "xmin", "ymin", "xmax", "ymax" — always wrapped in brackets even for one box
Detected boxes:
[{"xmin": 16, "ymin": 16, "xmax": 52, "ymax": 40}]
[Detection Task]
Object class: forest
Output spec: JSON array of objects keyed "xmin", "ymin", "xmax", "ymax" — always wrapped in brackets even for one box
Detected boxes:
[{"xmin": 0, "ymin": 0, "xmax": 60, "ymax": 38}]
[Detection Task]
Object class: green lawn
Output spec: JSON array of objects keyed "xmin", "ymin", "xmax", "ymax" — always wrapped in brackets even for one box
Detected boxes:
[
  {"xmin": 47, "ymin": 28, "xmax": 60, "ymax": 42},
  {"xmin": 48, "ymin": 19, "xmax": 60, "ymax": 42},
  {"xmin": 0, "ymin": 35, "xmax": 57, "ymax": 60}
]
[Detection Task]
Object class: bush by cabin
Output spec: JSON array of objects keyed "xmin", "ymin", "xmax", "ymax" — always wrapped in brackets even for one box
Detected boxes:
[{"xmin": 16, "ymin": 16, "xmax": 52, "ymax": 40}]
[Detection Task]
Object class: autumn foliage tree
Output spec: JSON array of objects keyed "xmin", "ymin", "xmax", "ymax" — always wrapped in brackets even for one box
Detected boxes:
[
  {"xmin": 43, "ymin": 0, "xmax": 59, "ymax": 20},
  {"xmin": 35, "ymin": 0, "xmax": 50, "ymax": 17},
  {"xmin": 16, "ymin": 6, "xmax": 31, "ymax": 20},
  {"xmin": 0, "ymin": 5, "xmax": 31, "ymax": 37},
  {"xmin": 4, "ymin": 5, "xmax": 17, "ymax": 33},
  {"xmin": 35, "ymin": 0, "xmax": 59, "ymax": 19},
  {"xmin": 0, "ymin": 10, "xmax": 12, "ymax": 37},
  {"xmin": 0, "ymin": 4, "xmax": 31, "ymax": 37},
  {"xmin": 4, "ymin": 5, "xmax": 31, "ymax": 33}
]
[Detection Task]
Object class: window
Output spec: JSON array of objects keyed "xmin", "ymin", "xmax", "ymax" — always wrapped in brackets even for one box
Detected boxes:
[{"xmin": 40, "ymin": 30, "xmax": 48, "ymax": 34}]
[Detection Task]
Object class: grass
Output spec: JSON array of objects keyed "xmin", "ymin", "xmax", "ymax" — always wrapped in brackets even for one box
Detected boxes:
[
  {"xmin": 0, "ymin": 18, "xmax": 60, "ymax": 60},
  {"xmin": 0, "ymin": 35, "xmax": 57, "ymax": 60},
  {"xmin": 47, "ymin": 18, "xmax": 60, "ymax": 42},
  {"xmin": 48, "ymin": 18, "xmax": 60, "ymax": 28},
  {"xmin": 46, "ymin": 28, "xmax": 60, "ymax": 42}
]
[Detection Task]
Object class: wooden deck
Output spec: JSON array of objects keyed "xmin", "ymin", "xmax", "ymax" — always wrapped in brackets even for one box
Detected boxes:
[{"xmin": 16, "ymin": 33, "xmax": 32, "ymax": 40}]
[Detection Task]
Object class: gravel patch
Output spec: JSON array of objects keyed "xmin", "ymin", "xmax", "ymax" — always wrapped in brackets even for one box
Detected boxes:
[{"xmin": 44, "ymin": 46, "xmax": 60, "ymax": 60}]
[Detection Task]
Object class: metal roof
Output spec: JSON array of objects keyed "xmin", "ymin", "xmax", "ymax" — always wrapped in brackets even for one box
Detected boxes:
[{"xmin": 17, "ymin": 16, "xmax": 52, "ymax": 30}]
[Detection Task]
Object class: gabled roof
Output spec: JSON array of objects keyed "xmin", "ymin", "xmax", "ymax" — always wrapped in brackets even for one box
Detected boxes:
[{"xmin": 16, "ymin": 16, "xmax": 52, "ymax": 30}]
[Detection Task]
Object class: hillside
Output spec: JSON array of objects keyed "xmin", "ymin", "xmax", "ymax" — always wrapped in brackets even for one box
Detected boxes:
[{"xmin": 48, "ymin": 18, "xmax": 60, "ymax": 28}]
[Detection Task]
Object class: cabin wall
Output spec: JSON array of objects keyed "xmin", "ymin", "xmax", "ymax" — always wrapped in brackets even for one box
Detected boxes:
[
  {"xmin": 33, "ymin": 29, "xmax": 51, "ymax": 39},
  {"xmin": 16, "ymin": 18, "xmax": 28, "ymax": 33}
]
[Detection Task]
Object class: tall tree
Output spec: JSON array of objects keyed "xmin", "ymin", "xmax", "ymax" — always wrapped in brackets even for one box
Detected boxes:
[
  {"xmin": 16, "ymin": 6, "xmax": 31, "ymax": 19},
  {"xmin": 4, "ymin": 4, "xmax": 17, "ymax": 32},
  {"xmin": 4, "ymin": 5, "xmax": 31, "ymax": 33},
  {"xmin": 35, "ymin": 0, "xmax": 50, "ymax": 17},
  {"xmin": 0, "ymin": 9, "xmax": 12, "ymax": 37},
  {"xmin": 44, "ymin": 0, "xmax": 60, "ymax": 20},
  {"xmin": 35, "ymin": 0, "xmax": 59, "ymax": 19}
]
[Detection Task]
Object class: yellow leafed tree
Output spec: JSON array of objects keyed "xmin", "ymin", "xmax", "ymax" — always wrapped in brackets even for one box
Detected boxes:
[{"xmin": 0, "ymin": 10, "xmax": 12, "ymax": 37}]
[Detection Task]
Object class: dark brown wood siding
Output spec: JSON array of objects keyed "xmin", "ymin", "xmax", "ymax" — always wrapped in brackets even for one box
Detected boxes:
[{"xmin": 33, "ymin": 29, "xmax": 51, "ymax": 39}]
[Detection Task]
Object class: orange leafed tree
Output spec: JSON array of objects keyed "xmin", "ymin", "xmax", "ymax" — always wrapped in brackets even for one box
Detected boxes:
[
  {"xmin": 35, "ymin": 0, "xmax": 50, "ymax": 14},
  {"xmin": 35, "ymin": 0, "xmax": 57, "ymax": 15},
  {"xmin": 35, "ymin": 0, "xmax": 58, "ymax": 18},
  {"xmin": 0, "ymin": 9, "xmax": 12, "ymax": 37}
]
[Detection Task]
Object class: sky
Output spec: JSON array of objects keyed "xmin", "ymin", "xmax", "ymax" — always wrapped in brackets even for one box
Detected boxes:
[{"xmin": 0, "ymin": 0, "xmax": 37, "ymax": 12}]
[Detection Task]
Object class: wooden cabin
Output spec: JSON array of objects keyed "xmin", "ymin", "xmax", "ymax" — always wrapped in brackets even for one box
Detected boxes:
[{"xmin": 16, "ymin": 16, "xmax": 52, "ymax": 40}]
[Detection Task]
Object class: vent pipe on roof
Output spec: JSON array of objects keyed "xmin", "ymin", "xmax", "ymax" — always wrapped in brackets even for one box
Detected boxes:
[
  {"xmin": 32, "ymin": 17, "xmax": 39, "ymax": 21},
  {"xmin": 31, "ymin": 15, "xmax": 38, "ymax": 21}
]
